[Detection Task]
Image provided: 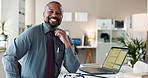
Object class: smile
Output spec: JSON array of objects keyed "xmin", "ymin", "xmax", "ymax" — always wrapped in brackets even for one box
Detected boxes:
[{"xmin": 50, "ymin": 18, "xmax": 57, "ymax": 22}]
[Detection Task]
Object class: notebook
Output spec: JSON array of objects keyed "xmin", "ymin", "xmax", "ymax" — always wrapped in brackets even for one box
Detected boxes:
[{"xmin": 79, "ymin": 47, "xmax": 129, "ymax": 74}]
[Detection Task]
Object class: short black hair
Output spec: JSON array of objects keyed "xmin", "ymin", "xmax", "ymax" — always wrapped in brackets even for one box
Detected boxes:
[
  {"xmin": 48, "ymin": 1, "xmax": 62, "ymax": 6},
  {"xmin": 44, "ymin": 1, "xmax": 63, "ymax": 11}
]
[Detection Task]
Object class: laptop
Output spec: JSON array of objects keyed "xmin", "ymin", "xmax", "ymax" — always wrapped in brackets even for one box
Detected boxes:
[{"xmin": 79, "ymin": 47, "xmax": 129, "ymax": 74}]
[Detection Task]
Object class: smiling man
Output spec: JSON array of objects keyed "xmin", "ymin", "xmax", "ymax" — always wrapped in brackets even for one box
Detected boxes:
[
  {"xmin": 2, "ymin": 1, "xmax": 80, "ymax": 78},
  {"xmin": 44, "ymin": 1, "xmax": 63, "ymax": 29}
]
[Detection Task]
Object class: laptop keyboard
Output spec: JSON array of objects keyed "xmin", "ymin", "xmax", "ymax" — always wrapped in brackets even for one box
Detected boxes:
[
  {"xmin": 96, "ymin": 68, "xmax": 111, "ymax": 72},
  {"xmin": 82, "ymin": 67, "xmax": 110, "ymax": 72}
]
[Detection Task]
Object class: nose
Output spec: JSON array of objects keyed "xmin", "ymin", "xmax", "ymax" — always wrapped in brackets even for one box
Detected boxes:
[{"xmin": 51, "ymin": 12, "xmax": 58, "ymax": 17}]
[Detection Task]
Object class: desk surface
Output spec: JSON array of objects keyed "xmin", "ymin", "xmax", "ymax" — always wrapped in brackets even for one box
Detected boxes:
[
  {"xmin": 58, "ymin": 64, "xmax": 133, "ymax": 78},
  {"xmin": 0, "ymin": 50, "xmax": 5, "ymax": 53}
]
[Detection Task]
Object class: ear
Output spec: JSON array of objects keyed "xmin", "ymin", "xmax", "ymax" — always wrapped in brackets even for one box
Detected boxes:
[
  {"xmin": 61, "ymin": 14, "xmax": 63, "ymax": 19},
  {"xmin": 61, "ymin": 13, "xmax": 63, "ymax": 19},
  {"xmin": 43, "ymin": 12, "xmax": 45, "ymax": 17}
]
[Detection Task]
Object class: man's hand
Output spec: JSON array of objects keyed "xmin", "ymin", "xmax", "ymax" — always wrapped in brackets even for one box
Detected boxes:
[{"xmin": 55, "ymin": 29, "xmax": 71, "ymax": 49}]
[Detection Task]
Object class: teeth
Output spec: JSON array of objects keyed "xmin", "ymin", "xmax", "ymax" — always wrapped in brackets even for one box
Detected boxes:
[{"xmin": 50, "ymin": 19, "xmax": 57, "ymax": 22}]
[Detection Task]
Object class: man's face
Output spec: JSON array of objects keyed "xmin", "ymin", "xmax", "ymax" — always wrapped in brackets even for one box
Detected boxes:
[{"xmin": 43, "ymin": 3, "xmax": 63, "ymax": 28}]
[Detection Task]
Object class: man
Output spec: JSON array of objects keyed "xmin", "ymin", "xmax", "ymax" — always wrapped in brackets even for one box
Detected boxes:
[{"xmin": 2, "ymin": 1, "xmax": 80, "ymax": 78}]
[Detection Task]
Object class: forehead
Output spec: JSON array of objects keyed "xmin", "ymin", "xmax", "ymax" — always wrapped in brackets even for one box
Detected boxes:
[{"xmin": 46, "ymin": 3, "xmax": 63, "ymax": 12}]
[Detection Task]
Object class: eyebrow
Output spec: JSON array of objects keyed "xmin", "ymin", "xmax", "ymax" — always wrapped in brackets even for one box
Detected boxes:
[{"xmin": 45, "ymin": 8, "xmax": 63, "ymax": 13}]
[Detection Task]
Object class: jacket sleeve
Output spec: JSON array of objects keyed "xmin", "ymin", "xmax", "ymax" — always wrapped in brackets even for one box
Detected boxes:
[
  {"xmin": 2, "ymin": 29, "xmax": 32, "ymax": 78},
  {"xmin": 63, "ymin": 37, "xmax": 81, "ymax": 73}
]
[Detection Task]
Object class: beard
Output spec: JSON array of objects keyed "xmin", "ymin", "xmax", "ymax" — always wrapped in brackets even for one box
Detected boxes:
[{"xmin": 45, "ymin": 17, "xmax": 61, "ymax": 29}]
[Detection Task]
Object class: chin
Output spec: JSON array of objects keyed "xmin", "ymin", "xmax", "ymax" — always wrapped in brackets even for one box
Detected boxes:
[{"xmin": 50, "ymin": 24, "xmax": 59, "ymax": 28}]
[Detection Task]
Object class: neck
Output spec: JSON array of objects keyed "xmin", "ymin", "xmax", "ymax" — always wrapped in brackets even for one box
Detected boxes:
[{"xmin": 44, "ymin": 22, "xmax": 58, "ymax": 31}]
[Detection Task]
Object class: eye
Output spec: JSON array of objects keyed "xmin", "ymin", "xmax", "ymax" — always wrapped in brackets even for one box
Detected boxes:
[
  {"xmin": 46, "ymin": 10, "xmax": 53, "ymax": 14},
  {"xmin": 56, "ymin": 12, "xmax": 62, "ymax": 15}
]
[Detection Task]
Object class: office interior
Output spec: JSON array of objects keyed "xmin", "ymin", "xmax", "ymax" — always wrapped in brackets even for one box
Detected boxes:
[{"xmin": 0, "ymin": 0, "xmax": 148, "ymax": 77}]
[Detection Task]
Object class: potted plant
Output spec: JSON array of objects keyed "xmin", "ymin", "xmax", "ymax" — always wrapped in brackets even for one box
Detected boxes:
[
  {"xmin": 25, "ymin": 24, "xmax": 33, "ymax": 29},
  {"xmin": 118, "ymin": 33, "xmax": 146, "ymax": 67},
  {"xmin": 0, "ymin": 21, "xmax": 7, "ymax": 41}
]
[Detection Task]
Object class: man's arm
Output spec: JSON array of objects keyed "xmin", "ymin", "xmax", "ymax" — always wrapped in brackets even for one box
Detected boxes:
[
  {"xmin": 63, "ymin": 45, "xmax": 81, "ymax": 73},
  {"xmin": 55, "ymin": 29, "xmax": 80, "ymax": 72},
  {"xmin": 2, "ymin": 53, "xmax": 21, "ymax": 78},
  {"xmin": 63, "ymin": 36, "xmax": 80, "ymax": 73},
  {"xmin": 2, "ymin": 29, "xmax": 33, "ymax": 78}
]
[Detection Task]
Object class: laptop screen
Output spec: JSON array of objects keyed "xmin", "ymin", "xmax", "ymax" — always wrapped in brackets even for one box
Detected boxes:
[{"xmin": 102, "ymin": 47, "xmax": 129, "ymax": 73}]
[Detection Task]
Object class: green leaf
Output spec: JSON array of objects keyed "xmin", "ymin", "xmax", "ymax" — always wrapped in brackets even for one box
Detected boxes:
[{"xmin": 118, "ymin": 32, "xmax": 146, "ymax": 67}]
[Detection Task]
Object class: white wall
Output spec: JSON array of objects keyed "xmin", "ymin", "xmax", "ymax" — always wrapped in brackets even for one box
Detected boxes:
[
  {"xmin": 33, "ymin": 0, "xmax": 147, "ymax": 39},
  {"xmin": 0, "ymin": 0, "xmax": 1, "ymax": 20},
  {"xmin": 0, "ymin": 0, "xmax": 19, "ymax": 46},
  {"xmin": 25, "ymin": 0, "xmax": 35, "ymax": 25}
]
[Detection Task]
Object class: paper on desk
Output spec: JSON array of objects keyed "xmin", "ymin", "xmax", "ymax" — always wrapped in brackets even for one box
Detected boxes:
[
  {"xmin": 124, "ymin": 72, "xmax": 148, "ymax": 78},
  {"xmin": 133, "ymin": 61, "xmax": 148, "ymax": 73}
]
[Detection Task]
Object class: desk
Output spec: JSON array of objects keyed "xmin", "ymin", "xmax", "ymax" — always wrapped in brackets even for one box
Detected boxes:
[
  {"xmin": 0, "ymin": 48, "xmax": 5, "ymax": 53},
  {"xmin": 58, "ymin": 65, "xmax": 133, "ymax": 78},
  {"xmin": 76, "ymin": 46, "xmax": 96, "ymax": 64}
]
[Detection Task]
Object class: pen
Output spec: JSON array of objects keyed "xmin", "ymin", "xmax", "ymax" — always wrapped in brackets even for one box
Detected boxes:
[{"xmin": 57, "ymin": 47, "xmax": 59, "ymax": 53}]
